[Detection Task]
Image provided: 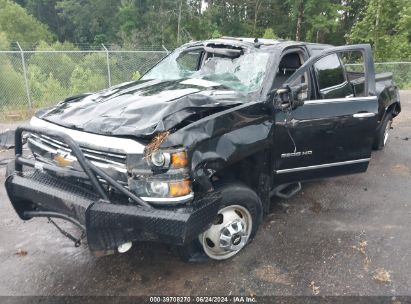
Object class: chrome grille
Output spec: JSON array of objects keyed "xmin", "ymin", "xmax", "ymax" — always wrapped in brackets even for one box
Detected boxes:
[{"xmin": 28, "ymin": 133, "xmax": 127, "ymax": 171}]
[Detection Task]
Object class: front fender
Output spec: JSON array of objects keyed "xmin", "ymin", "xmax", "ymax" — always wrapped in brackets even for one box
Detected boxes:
[{"xmin": 161, "ymin": 101, "xmax": 274, "ymax": 189}]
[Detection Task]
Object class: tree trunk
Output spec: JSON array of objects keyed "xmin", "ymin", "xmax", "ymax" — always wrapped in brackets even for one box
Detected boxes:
[
  {"xmin": 295, "ymin": 0, "xmax": 305, "ymax": 41},
  {"xmin": 253, "ymin": 0, "xmax": 262, "ymax": 37},
  {"xmin": 160, "ymin": 0, "xmax": 164, "ymax": 45},
  {"xmin": 374, "ymin": 0, "xmax": 381, "ymax": 57},
  {"xmin": 177, "ymin": 0, "xmax": 182, "ymax": 44},
  {"xmin": 198, "ymin": 0, "xmax": 202, "ymax": 14}
]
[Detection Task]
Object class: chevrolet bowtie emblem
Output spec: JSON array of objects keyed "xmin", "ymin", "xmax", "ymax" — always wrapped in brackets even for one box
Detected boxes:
[{"xmin": 53, "ymin": 153, "xmax": 73, "ymax": 167}]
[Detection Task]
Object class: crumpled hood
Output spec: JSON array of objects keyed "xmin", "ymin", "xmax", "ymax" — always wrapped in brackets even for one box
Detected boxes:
[{"xmin": 36, "ymin": 78, "xmax": 247, "ymax": 137}]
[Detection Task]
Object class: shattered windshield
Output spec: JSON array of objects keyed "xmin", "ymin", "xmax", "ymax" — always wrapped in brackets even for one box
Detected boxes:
[{"xmin": 141, "ymin": 47, "xmax": 271, "ymax": 94}]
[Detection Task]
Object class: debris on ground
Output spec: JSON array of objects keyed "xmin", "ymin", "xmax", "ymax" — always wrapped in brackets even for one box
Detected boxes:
[
  {"xmin": 403, "ymin": 137, "xmax": 409, "ymax": 141},
  {"xmin": 254, "ymin": 265, "xmax": 290, "ymax": 285},
  {"xmin": 0, "ymin": 129, "xmax": 15, "ymax": 150},
  {"xmin": 392, "ymin": 164, "xmax": 411, "ymax": 176},
  {"xmin": 310, "ymin": 281, "xmax": 320, "ymax": 295},
  {"xmin": 373, "ymin": 268, "xmax": 392, "ymax": 284},
  {"xmin": 15, "ymin": 249, "xmax": 28, "ymax": 257},
  {"xmin": 352, "ymin": 240, "xmax": 371, "ymax": 271},
  {"xmin": 144, "ymin": 131, "xmax": 170, "ymax": 158},
  {"xmin": 358, "ymin": 240, "xmax": 368, "ymax": 254}
]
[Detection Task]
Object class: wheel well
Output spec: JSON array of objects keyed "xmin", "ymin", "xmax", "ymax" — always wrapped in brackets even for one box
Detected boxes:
[
  {"xmin": 212, "ymin": 151, "xmax": 268, "ymax": 189},
  {"xmin": 210, "ymin": 150, "xmax": 272, "ymax": 214},
  {"xmin": 387, "ymin": 102, "xmax": 401, "ymax": 118}
]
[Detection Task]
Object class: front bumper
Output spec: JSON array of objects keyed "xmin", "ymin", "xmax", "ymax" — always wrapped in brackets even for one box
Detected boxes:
[
  {"xmin": 5, "ymin": 125, "xmax": 220, "ymax": 254},
  {"xmin": 6, "ymin": 168, "xmax": 220, "ymax": 254}
]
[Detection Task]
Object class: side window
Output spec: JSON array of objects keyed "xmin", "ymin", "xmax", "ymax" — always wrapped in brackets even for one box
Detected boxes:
[
  {"xmin": 315, "ymin": 54, "xmax": 345, "ymax": 90},
  {"xmin": 314, "ymin": 53, "xmax": 352, "ymax": 99},
  {"xmin": 339, "ymin": 51, "xmax": 366, "ymax": 97},
  {"xmin": 176, "ymin": 49, "xmax": 203, "ymax": 76},
  {"xmin": 273, "ymin": 52, "xmax": 303, "ymax": 89}
]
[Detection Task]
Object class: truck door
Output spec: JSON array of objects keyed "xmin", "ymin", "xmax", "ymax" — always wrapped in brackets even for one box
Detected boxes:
[{"xmin": 272, "ymin": 44, "xmax": 379, "ymax": 185}]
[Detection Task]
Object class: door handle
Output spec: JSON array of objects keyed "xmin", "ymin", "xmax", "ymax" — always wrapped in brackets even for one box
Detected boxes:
[{"xmin": 353, "ymin": 112, "xmax": 376, "ymax": 118}]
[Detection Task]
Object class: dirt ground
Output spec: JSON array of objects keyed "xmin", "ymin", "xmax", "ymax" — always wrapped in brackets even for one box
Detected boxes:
[{"xmin": 0, "ymin": 92, "xmax": 410, "ymax": 296}]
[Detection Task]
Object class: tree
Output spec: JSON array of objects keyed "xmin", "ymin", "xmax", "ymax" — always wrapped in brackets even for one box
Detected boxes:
[
  {"xmin": 56, "ymin": 0, "xmax": 119, "ymax": 44},
  {"xmin": 262, "ymin": 28, "xmax": 276, "ymax": 39},
  {"xmin": 0, "ymin": 0, "xmax": 54, "ymax": 47},
  {"xmin": 304, "ymin": 0, "xmax": 342, "ymax": 43},
  {"xmin": 350, "ymin": 0, "xmax": 411, "ymax": 60},
  {"xmin": 4, "ymin": 0, "xmax": 411, "ymax": 61}
]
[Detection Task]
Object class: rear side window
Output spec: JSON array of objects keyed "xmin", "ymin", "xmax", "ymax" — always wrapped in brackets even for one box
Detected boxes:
[
  {"xmin": 176, "ymin": 50, "xmax": 203, "ymax": 74},
  {"xmin": 339, "ymin": 51, "xmax": 366, "ymax": 96},
  {"xmin": 314, "ymin": 53, "xmax": 345, "ymax": 90}
]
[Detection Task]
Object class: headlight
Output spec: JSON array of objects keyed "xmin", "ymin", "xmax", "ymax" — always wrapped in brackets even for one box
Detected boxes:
[
  {"xmin": 130, "ymin": 148, "xmax": 192, "ymax": 204},
  {"xmin": 147, "ymin": 149, "xmax": 188, "ymax": 169},
  {"xmin": 150, "ymin": 151, "xmax": 170, "ymax": 167},
  {"xmin": 146, "ymin": 181, "xmax": 169, "ymax": 197},
  {"xmin": 129, "ymin": 178, "xmax": 192, "ymax": 203},
  {"xmin": 169, "ymin": 179, "xmax": 191, "ymax": 196},
  {"xmin": 170, "ymin": 151, "xmax": 189, "ymax": 168}
]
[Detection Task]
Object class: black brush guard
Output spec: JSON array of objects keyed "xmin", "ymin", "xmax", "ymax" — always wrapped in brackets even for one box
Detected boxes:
[{"xmin": 5, "ymin": 125, "xmax": 220, "ymax": 254}]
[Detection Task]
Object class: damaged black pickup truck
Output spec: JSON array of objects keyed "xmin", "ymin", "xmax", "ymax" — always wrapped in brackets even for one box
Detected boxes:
[{"xmin": 5, "ymin": 38, "xmax": 401, "ymax": 261}]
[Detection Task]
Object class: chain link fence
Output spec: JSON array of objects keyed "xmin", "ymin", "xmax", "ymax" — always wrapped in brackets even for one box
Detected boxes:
[
  {"xmin": 0, "ymin": 44, "xmax": 168, "ymax": 121},
  {"xmin": 0, "ymin": 43, "xmax": 410, "ymax": 121},
  {"xmin": 374, "ymin": 62, "xmax": 411, "ymax": 89}
]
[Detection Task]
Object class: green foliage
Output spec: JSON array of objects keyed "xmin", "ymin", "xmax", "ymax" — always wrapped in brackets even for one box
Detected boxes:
[
  {"xmin": 0, "ymin": 58, "xmax": 27, "ymax": 108},
  {"xmin": 263, "ymin": 28, "xmax": 277, "ymax": 39},
  {"xmin": 69, "ymin": 66, "xmax": 106, "ymax": 95},
  {"xmin": 211, "ymin": 29, "xmax": 222, "ymax": 39},
  {"xmin": 0, "ymin": 31, "xmax": 9, "ymax": 49},
  {"xmin": 0, "ymin": 0, "xmax": 410, "ymax": 118},
  {"xmin": 349, "ymin": 0, "xmax": 411, "ymax": 60},
  {"xmin": 28, "ymin": 41, "xmax": 77, "ymax": 84},
  {"xmin": 116, "ymin": 0, "xmax": 140, "ymax": 37},
  {"xmin": 56, "ymin": 0, "xmax": 119, "ymax": 44},
  {"xmin": 132, "ymin": 71, "xmax": 141, "ymax": 81},
  {"xmin": 4, "ymin": 0, "xmax": 410, "ymax": 62},
  {"xmin": 0, "ymin": 0, "xmax": 53, "ymax": 48},
  {"xmin": 304, "ymin": 0, "xmax": 342, "ymax": 43}
]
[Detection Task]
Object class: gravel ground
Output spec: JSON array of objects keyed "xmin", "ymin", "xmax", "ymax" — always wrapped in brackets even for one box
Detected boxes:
[{"xmin": 0, "ymin": 91, "xmax": 410, "ymax": 297}]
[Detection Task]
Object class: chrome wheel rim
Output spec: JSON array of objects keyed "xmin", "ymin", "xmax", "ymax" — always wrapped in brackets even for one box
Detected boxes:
[
  {"xmin": 384, "ymin": 120, "xmax": 392, "ymax": 146},
  {"xmin": 199, "ymin": 205, "xmax": 252, "ymax": 260}
]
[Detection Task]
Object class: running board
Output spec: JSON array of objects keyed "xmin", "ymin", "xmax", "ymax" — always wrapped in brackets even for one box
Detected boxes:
[{"xmin": 270, "ymin": 182, "xmax": 302, "ymax": 199}]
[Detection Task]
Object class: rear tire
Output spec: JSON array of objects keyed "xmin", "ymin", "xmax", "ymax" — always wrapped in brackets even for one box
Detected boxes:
[
  {"xmin": 176, "ymin": 183, "xmax": 263, "ymax": 262},
  {"xmin": 373, "ymin": 114, "xmax": 393, "ymax": 150}
]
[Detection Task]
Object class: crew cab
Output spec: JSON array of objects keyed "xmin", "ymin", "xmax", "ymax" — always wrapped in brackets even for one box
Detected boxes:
[{"xmin": 5, "ymin": 38, "xmax": 401, "ymax": 260}]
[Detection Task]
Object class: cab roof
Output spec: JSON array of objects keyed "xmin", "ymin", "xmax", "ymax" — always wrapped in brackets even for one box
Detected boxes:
[{"xmin": 181, "ymin": 37, "xmax": 332, "ymax": 53}]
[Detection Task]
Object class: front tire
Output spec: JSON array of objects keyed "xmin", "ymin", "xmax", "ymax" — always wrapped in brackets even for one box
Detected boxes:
[{"xmin": 177, "ymin": 183, "xmax": 263, "ymax": 262}]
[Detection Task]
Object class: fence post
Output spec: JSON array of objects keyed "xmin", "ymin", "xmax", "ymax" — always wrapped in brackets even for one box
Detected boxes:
[
  {"xmin": 162, "ymin": 45, "xmax": 170, "ymax": 55},
  {"xmin": 102, "ymin": 44, "xmax": 112, "ymax": 87},
  {"xmin": 16, "ymin": 41, "xmax": 32, "ymax": 110}
]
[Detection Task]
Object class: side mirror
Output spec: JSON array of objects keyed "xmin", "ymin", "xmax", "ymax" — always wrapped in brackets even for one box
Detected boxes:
[
  {"xmin": 272, "ymin": 83, "xmax": 307, "ymax": 111},
  {"xmin": 272, "ymin": 86, "xmax": 292, "ymax": 110},
  {"xmin": 290, "ymin": 83, "xmax": 308, "ymax": 108}
]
